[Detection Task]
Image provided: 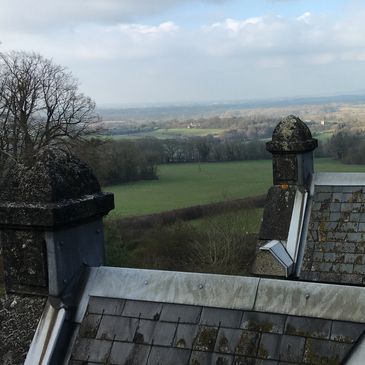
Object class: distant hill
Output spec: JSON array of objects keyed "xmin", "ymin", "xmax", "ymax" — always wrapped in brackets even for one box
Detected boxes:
[{"xmin": 97, "ymin": 93, "xmax": 365, "ymax": 123}]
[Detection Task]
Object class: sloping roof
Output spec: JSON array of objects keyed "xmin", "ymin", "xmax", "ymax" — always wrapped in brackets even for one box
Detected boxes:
[
  {"xmin": 300, "ymin": 173, "xmax": 365, "ymax": 284},
  {"xmin": 28, "ymin": 267, "xmax": 365, "ymax": 365},
  {"xmin": 70, "ymin": 297, "xmax": 364, "ymax": 364}
]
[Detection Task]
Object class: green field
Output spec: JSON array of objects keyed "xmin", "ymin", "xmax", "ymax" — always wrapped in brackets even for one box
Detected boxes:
[
  {"xmin": 107, "ymin": 128, "xmax": 224, "ymax": 140},
  {"xmin": 105, "ymin": 158, "xmax": 365, "ymax": 218}
]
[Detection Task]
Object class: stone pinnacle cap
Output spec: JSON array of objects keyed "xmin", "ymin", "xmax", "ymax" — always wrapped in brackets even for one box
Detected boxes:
[{"xmin": 266, "ymin": 115, "xmax": 318, "ymax": 153}]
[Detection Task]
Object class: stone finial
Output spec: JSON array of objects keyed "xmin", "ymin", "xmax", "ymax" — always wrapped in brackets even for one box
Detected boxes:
[
  {"xmin": 0, "ymin": 148, "xmax": 101, "ymax": 204},
  {"xmin": 266, "ymin": 115, "xmax": 318, "ymax": 154},
  {"xmin": 0, "ymin": 148, "xmax": 114, "ymax": 296},
  {"xmin": 252, "ymin": 116, "xmax": 317, "ymax": 278}
]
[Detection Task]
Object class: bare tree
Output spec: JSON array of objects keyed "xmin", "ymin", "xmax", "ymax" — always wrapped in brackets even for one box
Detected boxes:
[{"xmin": 0, "ymin": 51, "xmax": 99, "ymax": 166}]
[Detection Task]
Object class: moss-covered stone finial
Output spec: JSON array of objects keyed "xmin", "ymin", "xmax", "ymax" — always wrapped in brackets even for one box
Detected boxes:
[
  {"xmin": 0, "ymin": 148, "xmax": 101, "ymax": 204},
  {"xmin": 252, "ymin": 116, "xmax": 318, "ymax": 277},
  {"xmin": 267, "ymin": 115, "xmax": 318, "ymax": 154},
  {"xmin": 0, "ymin": 147, "xmax": 114, "ymax": 296}
]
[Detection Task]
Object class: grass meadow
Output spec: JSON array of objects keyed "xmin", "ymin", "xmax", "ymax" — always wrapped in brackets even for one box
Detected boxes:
[
  {"xmin": 108, "ymin": 128, "xmax": 224, "ymax": 140},
  {"xmin": 106, "ymin": 158, "xmax": 365, "ymax": 218}
]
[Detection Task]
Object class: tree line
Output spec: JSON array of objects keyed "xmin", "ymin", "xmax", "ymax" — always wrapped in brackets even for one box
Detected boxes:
[
  {"xmin": 76, "ymin": 136, "xmax": 271, "ymax": 186},
  {"xmin": 322, "ymin": 131, "xmax": 365, "ymax": 164}
]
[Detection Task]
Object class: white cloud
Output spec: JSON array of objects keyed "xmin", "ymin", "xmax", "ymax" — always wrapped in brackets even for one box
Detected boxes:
[
  {"xmin": 297, "ymin": 12, "xmax": 312, "ymax": 24},
  {"xmin": 2, "ymin": 1, "xmax": 365, "ymax": 104},
  {"xmin": 109, "ymin": 21, "xmax": 179, "ymax": 35}
]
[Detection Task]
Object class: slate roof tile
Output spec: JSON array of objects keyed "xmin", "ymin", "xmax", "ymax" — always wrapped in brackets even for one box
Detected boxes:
[
  {"xmin": 235, "ymin": 330, "xmax": 260, "ymax": 357},
  {"xmin": 215, "ymin": 328, "xmax": 242, "ymax": 354},
  {"xmin": 96, "ymin": 315, "xmax": 139, "ymax": 342},
  {"xmin": 87, "ymin": 297, "xmax": 125, "ymax": 316},
  {"xmin": 174, "ymin": 324, "xmax": 199, "ymax": 349},
  {"xmin": 147, "ymin": 346, "xmax": 190, "ymax": 365},
  {"xmin": 109, "ymin": 342, "xmax": 150, "ymax": 365},
  {"xmin": 123, "ymin": 300, "xmax": 163, "ymax": 320},
  {"xmin": 285, "ymin": 316, "xmax": 331, "ymax": 339},
  {"xmin": 257, "ymin": 333, "xmax": 280, "ymax": 360},
  {"xmin": 133, "ymin": 319, "xmax": 177, "ymax": 346},
  {"xmin": 160, "ymin": 303, "xmax": 202, "ymax": 324},
  {"xmin": 190, "ymin": 351, "xmax": 234, "ymax": 365},
  {"xmin": 328, "ymin": 341, "xmax": 353, "ymax": 364},
  {"xmin": 278, "ymin": 335, "xmax": 305, "ymax": 362},
  {"xmin": 303, "ymin": 338, "xmax": 330, "ymax": 365},
  {"xmin": 200, "ymin": 307, "xmax": 243, "ymax": 328},
  {"xmin": 72, "ymin": 338, "xmax": 112, "ymax": 363},
  {"xmin": 330, "ymin": 321, "xmax": 365, "ymax": 343},
  {"xmin": 193, "ymin": 326, "xmax": 219, "ymax": 352},
  {"xmin": 241, "ymin": 312, "xmax": 286, "ymax": 334},
  {"xmin": 79, "ymin": 313, "xmax": 102, "ymax": 339}
]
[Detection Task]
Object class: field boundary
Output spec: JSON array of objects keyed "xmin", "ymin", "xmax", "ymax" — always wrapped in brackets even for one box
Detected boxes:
[{"xmin": 115, "ymin": 195, "xmax": 266, "ymax": 229}]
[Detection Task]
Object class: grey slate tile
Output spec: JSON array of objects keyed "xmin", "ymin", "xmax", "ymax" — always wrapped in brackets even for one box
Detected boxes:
[
  {"xmin": 316, "ymin": 193, "xmax": 332, "ymax": 202},
  {"xmin": 344, "ymin": 253, "xmax": 364, "ymax": 264},
  {"xmin": 339, "ymin": 273, "xmax": 363, "ymax": 284},
  {"xmin": 215, "ymin": 328, "xmax": 242, "ymax": 354},
  {"xmin": 147, "ymin": 346, "xmax": 190, "ymax": 365},
  {"xmin": 318, "ymin": 272, "xmax": 342, "ymax": 283},
  {"xmin": 330, "ymin": 212, "xmax": 342, "ymax": 222},
  {"xmin": 232, "ymin": 357, "xmax": 256, "ymax": 365},
  {"xmin": 315, "ymin": 186, "xmax": 333, "ymax": 193},
  {"xmin": 285, "ymin": 316, "xmax": 331, "ymax": 339},
  {"xmin": 200, "ymin": 307, "xmax": 243, "ymax": 328},
  {"xmin": 303, "ymin": 338, "xmax": 329, "ymax": 365},
  {"xmin": 278, "ymin": 335, "xmax": 305, "ymax": 362},
  {"xmin": 353, "ymin": 264, "xmax": 365, "ymax": 275},
  {"xmin": 235, "ymin": 331, "xmax": 260, "ymax": 357},
  {"xmin": 133, "ymin": 319, "xmax": 177, "ymax": 346},
  {"xmin": 72, "ymin": 338, "xmax": 112, "ymax": 363},
  {"xmin": 109, "ymin": 342, "xmax": 150, "ymax": 365},
  {"xmin": 79, "ymin": 314, "xmax": 102, "ymax": 339},
  {"xmin": 193, "ymin": 326, "xmax": 219, "ymax": 352},
  {"xmin": 257, "ymin": 333, "xmax": 280, "ymax": 360},
  {"xmin": 88, "ymin": 296, "xmax": 125, "ymax": 316},
  {"xmin": 330, "ymin": 321, "xmax": 365, "ymax": 343},
  {"xmin": 190, "ymin": 351, "xmax": 234, "ymax": 365},
  {"xmin": 160, "ymin": 303, "xmax": 202, "ymax": 324},
  {"xmin": 174, "ymin": 324, "xmax": 199, "ymax": 349},
  {"xmin": 312, "ymin": 252, "xmax": 323, "ymax": 262},
  {"xmin": 123, "ymin": 300, "xmax": 162, "ymax": 320},
  {"xmin": 96, "ymin": 315, "xmax": 139, "ymax": 341},
  {"xmin": 241, "ymin": 312, "xmax": 286, "ymax": 334},
  {"xmin": 328, "ymin": 341, "xmax": 353, "ymax": 364}
]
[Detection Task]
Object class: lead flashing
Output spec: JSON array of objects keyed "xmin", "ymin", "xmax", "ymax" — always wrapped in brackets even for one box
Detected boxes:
[
  {"xmin": 260, "ymin": 240, "xmax": 293, "ymax": 276},
  {"xmin": 25, "ymin": 302, "xmax": 66, "ymax": 365},
  {"xmin": 314, "ymin": 172, "xmax": 365, "ymax": 186},
  {"xmin": 76, "ymin": 267, "xmax": 365, "ymax": 324}
]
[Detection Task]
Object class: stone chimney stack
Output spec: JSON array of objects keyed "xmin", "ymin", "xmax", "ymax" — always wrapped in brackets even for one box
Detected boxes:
[
  {"xmin": 0, "ymin": 148, "xmax": 114, "ymax": 297},
  {"xmin": 253, "ymin": 115, "xmax": 317, "ymax": 277}
]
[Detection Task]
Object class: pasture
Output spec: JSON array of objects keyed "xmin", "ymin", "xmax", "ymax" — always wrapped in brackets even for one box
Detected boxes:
[
  {"xmin": 108, "ymin": 128, "xmax": 224, "ymax": 139},
  {"xmin": 106, "ymin": 158, "xmax": 365, "ymax": 218}
]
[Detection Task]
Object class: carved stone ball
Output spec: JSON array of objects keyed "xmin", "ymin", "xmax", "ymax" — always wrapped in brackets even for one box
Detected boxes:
[
  {"xmin": 266, "ymin": 115, "xmax": 318, "ymax": 153},
  {"xmin": 0, "ymin": 148, "xmax": 101, "ymax": 203}
]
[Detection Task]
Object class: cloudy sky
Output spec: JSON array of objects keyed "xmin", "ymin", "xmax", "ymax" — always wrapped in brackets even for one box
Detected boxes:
[{"xmin": 1, "ymin": 0, "xmax": 365, "ymax": 106}]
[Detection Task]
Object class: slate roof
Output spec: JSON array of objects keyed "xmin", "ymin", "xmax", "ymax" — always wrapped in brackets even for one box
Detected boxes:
[
  {"xmin": 301, "ymin": 178, "xmax": 365, "ymax": 284},
  {"xmin": 69, "ymin": 296, "xmax": 365, "ymax": 365}
]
